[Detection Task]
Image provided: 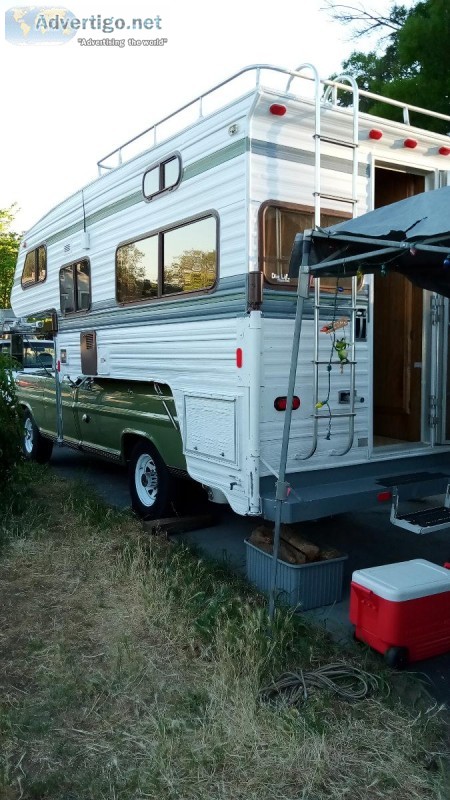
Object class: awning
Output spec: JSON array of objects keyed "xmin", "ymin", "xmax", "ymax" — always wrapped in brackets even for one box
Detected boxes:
[{"xmin": 289, "ymin": 186, "xmax": 450, "ymax": 297}]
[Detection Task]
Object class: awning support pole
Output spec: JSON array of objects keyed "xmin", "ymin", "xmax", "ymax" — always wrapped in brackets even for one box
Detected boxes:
[{"xmin": 268, "ymin": 235, "xmax": 312, "ymax": 622}]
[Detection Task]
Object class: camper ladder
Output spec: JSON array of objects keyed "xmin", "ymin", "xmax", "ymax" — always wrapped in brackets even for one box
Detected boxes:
[{"xmin": 290, "ymin": 72, "xmax": 360, "ymax": 459}]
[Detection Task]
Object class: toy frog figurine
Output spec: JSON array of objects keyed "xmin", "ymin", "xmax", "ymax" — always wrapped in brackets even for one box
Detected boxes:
[{"xmin": 334, "ymin": 338, "xmax": 349, "ymax": 371}]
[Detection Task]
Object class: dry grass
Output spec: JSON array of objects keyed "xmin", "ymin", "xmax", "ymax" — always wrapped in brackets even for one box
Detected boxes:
[{"xmin": 0, "ymin": 466, "xmax": 448, "ymax": 799}]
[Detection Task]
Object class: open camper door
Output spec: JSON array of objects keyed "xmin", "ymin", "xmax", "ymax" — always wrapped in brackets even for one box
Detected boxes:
[{"xmin": 289, "ymin": 185, "xmax": 450, "ymax": 449}]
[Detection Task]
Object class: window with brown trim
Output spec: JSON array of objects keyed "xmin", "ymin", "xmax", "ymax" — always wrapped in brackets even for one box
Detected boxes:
[
  {"xmin": 59, "ymin": 259, "xmax": 91, "ymax": 314},
  {"xmin": 21, "ymin": 245, "xmax": 47, "ymax": 288},
  {"xmin": 143, "ymin": 155, "xmax": 181, "ymax": 201},
  {"xmin": 261, "ymin": 204, "xmax": 349, "ymax": 290},
  {"xmin": 116, "ymin": 215, "xmax": 217, "ymax": 304}
]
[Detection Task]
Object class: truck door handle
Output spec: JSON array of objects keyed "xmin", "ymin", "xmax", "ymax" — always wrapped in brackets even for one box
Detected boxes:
[{"xmin": 82, "ymin": 414, "xmax": 90, "ymax": 423}]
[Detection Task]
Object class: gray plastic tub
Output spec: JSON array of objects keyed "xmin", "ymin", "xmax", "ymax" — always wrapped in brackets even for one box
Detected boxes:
[{"xmin": 245, "ymin": 539, "xmax": 348, "ymax": 610}]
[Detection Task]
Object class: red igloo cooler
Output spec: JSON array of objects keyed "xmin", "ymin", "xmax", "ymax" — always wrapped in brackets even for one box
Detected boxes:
[{"xmin": 350, "ymin": 559, "xmax": 450, "ymax": 668}]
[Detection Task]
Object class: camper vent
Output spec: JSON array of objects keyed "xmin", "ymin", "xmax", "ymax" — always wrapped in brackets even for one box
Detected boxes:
[
  {"xmin": 64, "ymin": 244, "xmax": 71, "ymax": 253},
  {"xmin": 80, "ymin": 330, "xmax": 97, "ymax": 375}
]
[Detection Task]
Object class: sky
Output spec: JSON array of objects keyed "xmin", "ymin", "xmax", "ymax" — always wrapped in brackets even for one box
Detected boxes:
[{"xmin": 0, "ymin": 0, "xmax": 405, "ymax": 233}]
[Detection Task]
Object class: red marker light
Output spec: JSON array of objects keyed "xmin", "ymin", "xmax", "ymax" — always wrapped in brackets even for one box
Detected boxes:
[
  {"xmin": 404, "ymin": 138, "xmax": 418, "ymax": 149},
  {"xmin": 369, "ymin": 129, "xmax": 383, "ymax": 140},
  {"xmin": 269, "ymin": 103, "xmax": 287, "ymax": 116},
  {"xmin": 236, "ymin": 348, "xmax": 243, "ymax": 368},
  {"xmin": 57, "ymin": 360, "xmax": 61, "ymax": 372},
  {"xmin": 439, "ymin": 146, "xmax": 450, "ymax": 156},
  {"xmin": 377, "ymin": 491, "xmax": 392, "ymax": 503},
  {"xmin": 274, "ymin": 396, "xmax": 301, "ymax": 411}
]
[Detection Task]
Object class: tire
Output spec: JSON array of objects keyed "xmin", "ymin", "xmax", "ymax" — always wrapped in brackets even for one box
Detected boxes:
[
  {"xmin": 384, "ymin": 646, "xmax": 409, "ymax": 670},
  {"xmin": 128, "ymin": 440, "xmax": 172, "ymax": 519},
  {"xmin": 22, "ymin": 409, "xmax": 53, "ymax": 464}
]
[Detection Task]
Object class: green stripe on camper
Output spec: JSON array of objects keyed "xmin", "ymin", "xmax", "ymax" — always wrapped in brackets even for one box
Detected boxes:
[
  {"xmin": 45, "ymin": 137, "xmax": 367, "ymax": 247},
  {"xmin": 45, "ymin": 141, "xmax": 248, "ymax": 246},
  {"xmin": 183, "ymin": 139, "xmax": 248, "ymax": 181}
]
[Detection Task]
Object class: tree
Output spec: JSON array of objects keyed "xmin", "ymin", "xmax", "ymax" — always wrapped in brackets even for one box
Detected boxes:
[
  {"xmin": 0, "ymin": 206, "xmax": 21, "ymax": 309},
  {"xmin": 164, "ymin": 249, "xmax": 216, "ymax": 294},
  {"xmin": 0, "ymin": 353, "xmax": 22, "ymax": 486},
  {"xmin": 327, "ymin": 0, "xmax": 450, "ymax": 131}
]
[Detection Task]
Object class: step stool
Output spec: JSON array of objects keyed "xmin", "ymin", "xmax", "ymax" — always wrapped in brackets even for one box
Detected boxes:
[{"xmin": 390, "ymin": 485, "xmax": 450, "ymax": 534}]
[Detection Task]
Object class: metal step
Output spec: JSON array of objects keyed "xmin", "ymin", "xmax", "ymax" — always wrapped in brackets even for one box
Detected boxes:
[
  {"xmin": 390, "ymin": 485, "xmax": 450, "ymax": 534},
  {"xmin": 314, "ymin": 192, "xmax": 358, "ymax": 204},
  {"xmin": 315, "ymin": 134, "xmax": 358, "ymax": 149}
]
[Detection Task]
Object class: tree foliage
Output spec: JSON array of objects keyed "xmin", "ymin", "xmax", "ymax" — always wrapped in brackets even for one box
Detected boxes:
[
  {"xmin": 0, "ymin": 354, "xmax": 22, "ymax": 483},
  {"xmin": 0, "ymin": 206, "xmax": 21, "ymax": 309},
  {"xmin": 327, "ymin": 0, "xmax": 450, "ymax": 131}
]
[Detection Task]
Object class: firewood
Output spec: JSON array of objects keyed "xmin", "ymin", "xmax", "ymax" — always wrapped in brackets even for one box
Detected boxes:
[
  {"xmin": 319, "ymin": 548, "xmax": 341, "ymax": 561},
  {"xmin": 249, "ymin": 525, "xmax": 274, "ymax": 546},
  {"xmin": 280, "ymin": 526, "xmax": 320, "ymax": 561},
  {"xmin": 248, "ymin": 528, "xmax": 305, "ymax": 564}
]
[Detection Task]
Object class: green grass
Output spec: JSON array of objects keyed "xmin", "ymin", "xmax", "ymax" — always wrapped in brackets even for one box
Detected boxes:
[{"xmin": 0, "ymin": 466, "xmax": 448, "ymax": 799}]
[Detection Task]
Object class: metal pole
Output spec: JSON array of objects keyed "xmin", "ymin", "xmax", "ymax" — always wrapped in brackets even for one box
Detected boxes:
[{"xmin": 268, "ymin": 236, "xmax": 312, "ymax": 621}]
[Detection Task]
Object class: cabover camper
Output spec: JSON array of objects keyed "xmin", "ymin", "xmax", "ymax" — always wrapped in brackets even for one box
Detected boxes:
[{"xmin": 10, "ymin": 64, "xmax": 450, "ymax": 527}]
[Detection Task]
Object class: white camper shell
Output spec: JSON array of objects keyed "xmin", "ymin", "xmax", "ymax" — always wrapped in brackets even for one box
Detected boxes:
[{"xmin": 11, "ymin": 64, "xmax": 450, "ymax": 525}]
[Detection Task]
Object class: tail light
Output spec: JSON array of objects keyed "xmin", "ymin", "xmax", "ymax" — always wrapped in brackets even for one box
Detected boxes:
[
  {"xmin": 377, "ymin": 491, "xmax": 392, "ymax": 503},
  {"xmin": 274, "ymin": 396, "xmax": 301, "ymax": 411}
]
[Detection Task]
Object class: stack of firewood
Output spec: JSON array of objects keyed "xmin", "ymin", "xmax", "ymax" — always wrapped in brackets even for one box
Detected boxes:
[{"xmin": 248, "ymin": 525, "xmax": 341, "ymax": 565}]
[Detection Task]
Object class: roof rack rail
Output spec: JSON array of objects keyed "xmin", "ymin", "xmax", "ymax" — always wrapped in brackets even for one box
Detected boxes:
[{"xmin": 97, "ymin": 63, "xmax": 450, "ymax": 175}]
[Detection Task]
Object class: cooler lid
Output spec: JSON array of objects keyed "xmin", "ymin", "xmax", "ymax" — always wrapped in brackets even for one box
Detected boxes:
[{"xmin": 352, "ymin": 559, "xmax": 450, "ymax": 602}]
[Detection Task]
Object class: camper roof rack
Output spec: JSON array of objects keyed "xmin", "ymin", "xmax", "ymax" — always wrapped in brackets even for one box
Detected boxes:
[{"xmin": 97, "ymin": 63, "xmax": 450, "ymax": 175}]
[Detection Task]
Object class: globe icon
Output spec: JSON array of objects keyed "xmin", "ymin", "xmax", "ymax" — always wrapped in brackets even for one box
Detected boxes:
[{"xmin": 5, "ymin": 6, "xmax": 77, "ymax": 45}]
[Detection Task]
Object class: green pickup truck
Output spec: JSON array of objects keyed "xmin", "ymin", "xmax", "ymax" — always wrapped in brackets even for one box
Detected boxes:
[{"xmin": 16, "ymin": 373, "xmax": 186, "ymax": 518}]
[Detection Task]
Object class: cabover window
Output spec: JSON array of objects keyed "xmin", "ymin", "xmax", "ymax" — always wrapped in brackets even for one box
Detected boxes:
[
  {"xmin": 59, "ymin": 259, "xmax": 91, "ymax": 314},
  {"xmin": 261, "ymin": 203, "xmax": 349, "ymax": 290},
  {"xmin": 143, "ymin": 155, "xmax": 181, "ymax": 201},
  {"xmin": 116, "ymin": 215, "xmax": 217, "ymax": 304},
  {"xmin": 21, "ymin": 245, "xmax": 47, "ymax": 288}
]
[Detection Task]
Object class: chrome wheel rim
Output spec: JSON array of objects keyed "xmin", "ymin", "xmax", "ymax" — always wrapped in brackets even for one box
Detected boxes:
[
  {"xmin": 135, "ymin": 453, "xmax": 158, "ymax": 507},
  {"xmin": 24, "ymin": 417, "xmax": 34, "ymax": 455}
]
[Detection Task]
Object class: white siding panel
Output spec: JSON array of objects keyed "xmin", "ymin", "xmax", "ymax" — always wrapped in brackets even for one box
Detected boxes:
[{"xmin": 260, "ymin": 317, "xmax": 370, "ymax": 475}]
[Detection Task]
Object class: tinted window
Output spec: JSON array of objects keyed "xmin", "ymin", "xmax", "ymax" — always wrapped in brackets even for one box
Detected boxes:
[
  {"xmin": 116, "ymin": 215, "xmax": 217, "ymax": 304},
  {"xmin": 163, "ymin": 217, "xmax": 216, "ymax": 295},
  {"xmin": 143, "ymin": 167, "xmax": 159, "ymax": 198},
  {"xmin": 60, "ymin": 265, "xmax": 75, "ymax": 313},
  {"xmin": 23, "ymin": 343, "xmax": 54, "ymax": 369},
  {"xmin": 143, "ymin": 155, "xmax": 181, "ymax": 200},
  {"xmin": 21, "ymin": 245, "xmax": 47, "ymax": 288},
  {"xmin": 117, "ymin": 235, "xmax": 158, "ymax": 303},
  {"xmin": 262, "ymin": 205, "xmax": 348, "ymax": 289},
  {"xmin": 59, "ymin": 259, "xmax": 90, "ymax": 314}
]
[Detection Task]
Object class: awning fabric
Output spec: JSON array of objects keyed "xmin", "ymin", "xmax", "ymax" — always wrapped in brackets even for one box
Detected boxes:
[{"xmin": 289, "ymin": 186, "xmax": 450, "ymax": 297}]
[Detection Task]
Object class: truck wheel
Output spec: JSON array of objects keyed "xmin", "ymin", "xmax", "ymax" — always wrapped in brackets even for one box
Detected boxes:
[
  {"xmin": 128, "ymin": 440, "xmax": 172, "ymax": 519},
  {"xmin": 384, "ymin": 646, "xmax": 409, "ymax": 670},
  {"xmin": 22, "ymin": 410, "xmax": 53, "ymax": 464}
]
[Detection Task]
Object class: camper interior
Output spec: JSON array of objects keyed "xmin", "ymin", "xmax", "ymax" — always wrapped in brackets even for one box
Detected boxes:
[{"xmin": 373, "ymin": 166, "xmax": 427, "ymax": 449}]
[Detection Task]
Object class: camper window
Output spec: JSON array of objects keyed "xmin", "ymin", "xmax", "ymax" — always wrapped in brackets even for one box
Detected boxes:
[
  {"xmin": 116, "ymin": 215, "xmax": 217, "ymax": 303},
  {"xmin": 143, "ymin": 155, "xmax": 181, "ymax": 201},
  {"xmin": 21, "ymin": 245, "xmax": 47, "ymax": 288},
  {"xmin": 117, "ymin": 235, "xmax": 158, "ymax": 303},
  {"xmin": 59, "ymin": 259, "xmax": 91, "ymax": 314},
  {"xmin": 163, "ymin": 217, "xmax": 216, "ymax": 295},
  {"xmin": 261, "ymin": 203, "xmax": 349, "ymax": 289}
]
